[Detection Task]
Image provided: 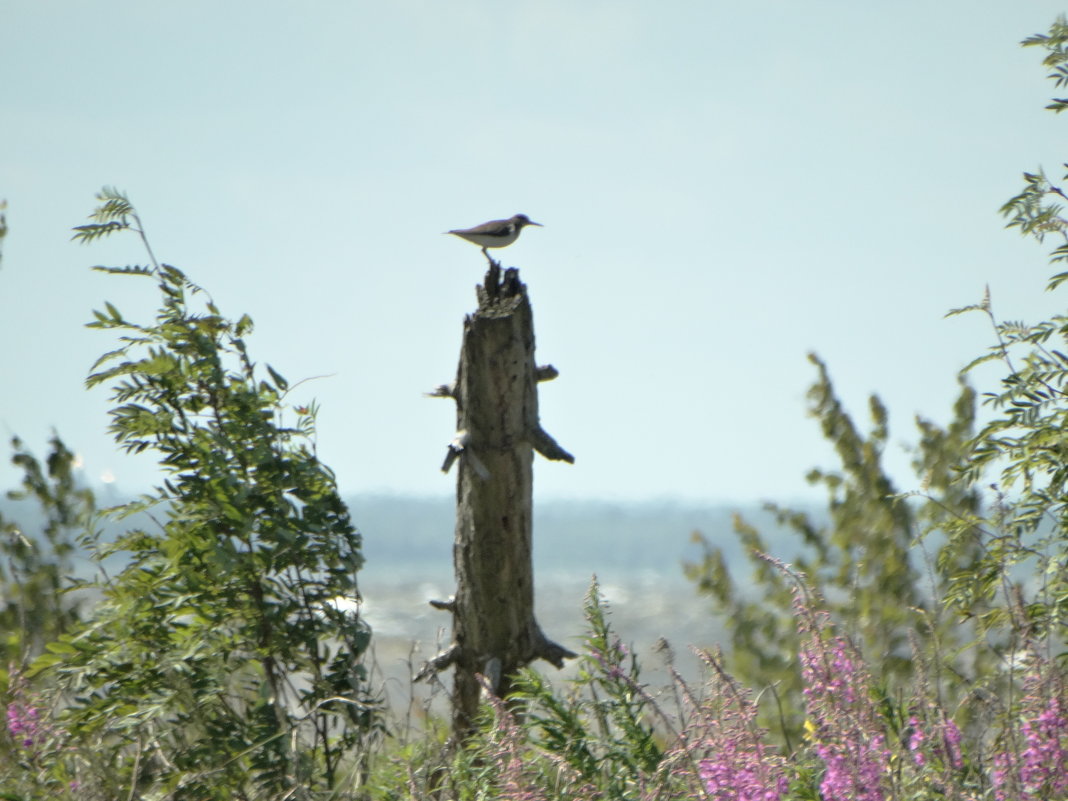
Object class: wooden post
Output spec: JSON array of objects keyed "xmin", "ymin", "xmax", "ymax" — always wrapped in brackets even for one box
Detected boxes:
[{"xmin": 422, "ymin": 262, "xmax": 575, "ymax": 736}]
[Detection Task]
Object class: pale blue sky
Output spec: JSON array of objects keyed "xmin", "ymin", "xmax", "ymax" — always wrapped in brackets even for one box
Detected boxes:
[{"xmin": 2, "ymin": 2, "xmax": 1068, "ymax": 504}]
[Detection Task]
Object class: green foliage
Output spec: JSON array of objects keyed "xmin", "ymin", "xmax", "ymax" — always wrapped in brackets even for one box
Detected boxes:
[
  {"xmin": 684, "ymin": 14, "xmax": 1068, "ymax": 757},
  {"xmin": 998, "ymin": 17, "xmax": 1068, "ymax": 288},
  {"xmin": 998, "ymin": 169, "xmax": 1068, "ymax": 288},
  {"xmin": 935, "ymin": 16, "xmax": 1068, "ymax": 640},
  {"xmin": 69, "ymin": 185, "xmax": 134, "ymax": 245},
  {"xmin": 356, "ymin": 586, "xmax": 671, "ymax": 800},
  {"xmin": 364, "ymin": 582, "xmax": 671, "ymax": 801},
  {"xmin": 510, "ymin": 580, "xmax": 664, "ymax": 798},
  {"xmin": 0, "ymin": 434, "xmax": 94, "ymax": 665},
  {"xmin": 1022, "ymin": 14, "xmax": 1068, "ymax": 114},
  {"xmin": 947, "ymin": 319, "xmax": 1068, "ymax": 634},
  {"xmin": 684, "ymin": 355, "xmax": 986, "ymax": 744},
  {"xmin": 941, "ymin": 292, "xmax": 1068, "ymax": 635},
  {"xmin": 34, "ymin": 188, "xmax": 379, "ymax": 799},
  {"xmin": 0, "ymin": 436, "xmax": 95, "ymax": 799},
  {"xmin": 13, "ymin": 15, "xmax": 1068, "ymax": 798}
]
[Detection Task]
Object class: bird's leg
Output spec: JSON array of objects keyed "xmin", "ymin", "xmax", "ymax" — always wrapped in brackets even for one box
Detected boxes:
[{"xmin": 481, "ymin": 247, "xmax": 498, "ymax": 267}]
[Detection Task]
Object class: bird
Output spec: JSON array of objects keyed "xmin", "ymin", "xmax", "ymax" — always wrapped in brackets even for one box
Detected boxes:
[{"xmin": 447, "ymin": 214, "xmax": 543, "ymax": 261}]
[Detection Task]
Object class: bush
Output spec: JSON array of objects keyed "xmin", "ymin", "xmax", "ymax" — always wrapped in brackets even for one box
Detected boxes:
[{"xmin": 9, "ymin": 190, "xmax": 380, "ymax": 799}]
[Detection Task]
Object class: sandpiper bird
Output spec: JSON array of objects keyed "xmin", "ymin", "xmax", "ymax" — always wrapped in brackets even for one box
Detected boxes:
[{"xmin": 447, "ymin": 214, "xmax": 542, "ymax": 261}]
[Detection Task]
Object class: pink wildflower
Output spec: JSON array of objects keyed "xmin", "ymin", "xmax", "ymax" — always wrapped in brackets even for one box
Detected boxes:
[
  {"xmin": 6, "ymin": 699, "xmax": 42, "ymax": 749},
  {"xmin": 698, "ymin": 751, "xmax": 789, "ymax": 801},
  {"xmin": 992, "ymin": 655, "xmax": 1068, "ymax": 801},
  {"xmin": 672, "ymin": 651, "xmax": 789, "ymax": 801},
  {"xmin": 907, "ymin": 715, "xmax": 926, "ymax": 767},
  {"xmin": 476, "ymin": 675, "xmax": 548, "ymax": 801},
  {"xmin": 906, "ymin": 707, "xmax": 964, "ymax": 773},
  {"xmin": 4, "ymin": 671, "xmax": 55, "ymax": 752},
  {"xmin": 942, "ymin": 715, "xmax": 963, "ymax": 769},
  {"xmin": 794, "ymin": 590, "xmax": 890, "ymax": 801},
  {"xmin": 1019, "ymin": 692, "xmax": 1068, "ymax": 797}
]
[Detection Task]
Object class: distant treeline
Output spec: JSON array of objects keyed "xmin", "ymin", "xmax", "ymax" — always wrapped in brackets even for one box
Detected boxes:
[{"xmin": 0, "ymin": 491, "xmax": 809, "ymax": 575}]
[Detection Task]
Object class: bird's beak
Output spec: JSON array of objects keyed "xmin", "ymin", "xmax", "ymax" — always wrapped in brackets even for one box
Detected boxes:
[{"xmin": 528, "ymin": 220, "xmax": 544, "ymax": 227}]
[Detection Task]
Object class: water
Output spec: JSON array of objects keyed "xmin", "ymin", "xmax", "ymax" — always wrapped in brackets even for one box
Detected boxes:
[
  {"xmin": 358, "ymin": 563, "xmax": 727, "ymax": 716},
  {"xmin": 2, "ymin": 492, "xmax": 772, "ymax": 716}
]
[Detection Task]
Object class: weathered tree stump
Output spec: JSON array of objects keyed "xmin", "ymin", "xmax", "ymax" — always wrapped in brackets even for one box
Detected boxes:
[{"xmin": 423, "ymin": 261, "xmax": 575, "ymax": 736}]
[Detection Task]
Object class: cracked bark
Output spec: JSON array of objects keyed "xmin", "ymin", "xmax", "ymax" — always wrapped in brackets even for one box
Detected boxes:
[{"xmin": 427, "ymin": 261, "xmax": 576, "ymax": 737}]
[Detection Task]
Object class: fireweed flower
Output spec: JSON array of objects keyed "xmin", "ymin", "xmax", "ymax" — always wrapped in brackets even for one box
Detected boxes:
[
  {"xmin": 696, "ymin": 733, "xmax": 789, "ymax": 801},
  {"xmin": 993, "ymin": 657, "xmax": 1068, "ymax": 801},
  {"xmin": 907, "ymin": 707, "xmax": 963, "ymax": 771},
  {"xmin": 907, "ymin": 715, "xmax": 926, "ymax": 767},
  {"xmin": 794, "ymin": 589, "xmax": 890, "ymax": 801},
  {"xmin": 4, "ymin": 671, "xmax": 55, "ymax": 752},
  {"xmin": 476, "ymin": 675, "xmax": 548, "ymax": 801},
  {"xmin": 941, "ymin": 713, "xmax": 963, "ymax": 769},
  {"xmin": 668, "ymin": 652, "xmax": 789, "ymax": 801},
  {"xmin": 6, "ymin": 699, "xmax": 42, "ymax": 749},
  {"xmin": 590, "ymin": 637, "xmax": 631, "ymax": 682}
]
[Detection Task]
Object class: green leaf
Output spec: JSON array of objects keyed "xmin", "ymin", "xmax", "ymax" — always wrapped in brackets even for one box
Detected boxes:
[
  {"xmin": 71, "ymin": 220, "xmax": 129, "ymax": 243},
  {"xmin": 91, "ymin": 264, "xmax": 154, "ymax": 276},
  {"xmin": 65, "ymin": 187, "xmax": 377, "ymax": 795},
  {"xmin": 266, "ymin": 364, "xmax": 289, "ymax": 391}
]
